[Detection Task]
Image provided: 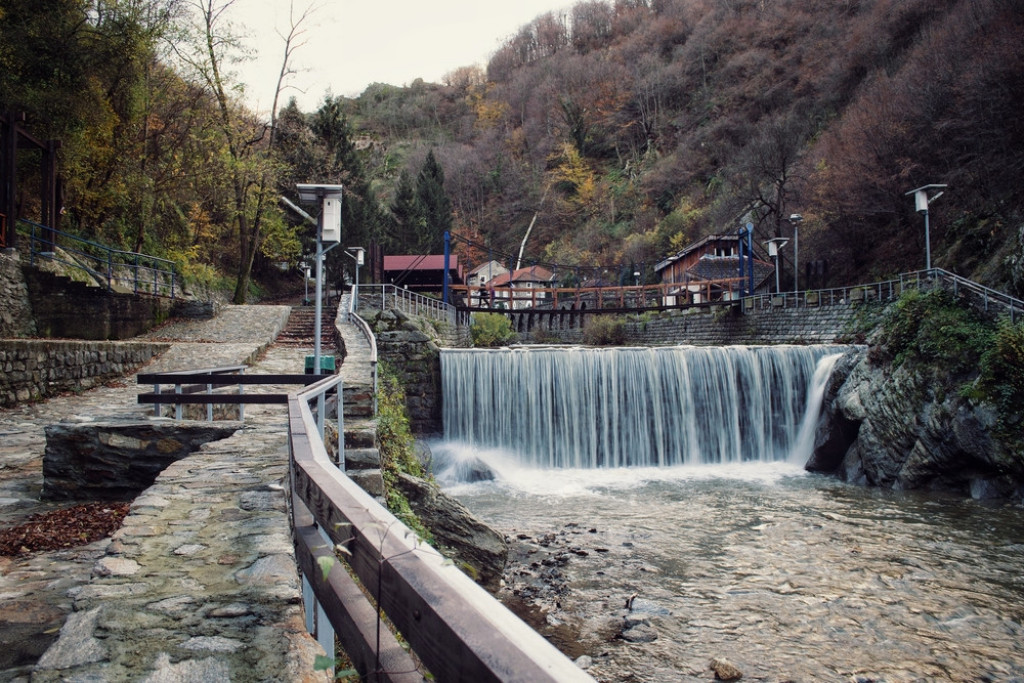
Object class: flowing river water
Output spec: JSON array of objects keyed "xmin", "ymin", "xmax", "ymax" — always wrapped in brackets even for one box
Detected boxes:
[{"xmin": 433, "ymin": 346, "xmax": 1024, "ymax": 682}]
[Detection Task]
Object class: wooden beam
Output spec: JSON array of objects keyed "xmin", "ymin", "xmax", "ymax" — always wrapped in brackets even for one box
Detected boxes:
[{"xmin": 288, "ymin": 397, "xmax": 593, "ymax": 683}]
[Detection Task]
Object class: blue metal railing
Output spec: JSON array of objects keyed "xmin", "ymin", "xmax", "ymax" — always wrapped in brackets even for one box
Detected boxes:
[{"xmin": 18, "ymin": 219, "xmax": 178, "ymax": 298}]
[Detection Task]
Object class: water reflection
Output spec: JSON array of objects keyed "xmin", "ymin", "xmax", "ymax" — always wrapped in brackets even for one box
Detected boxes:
[{"xmin": 435, "ymin": 446, "xmax": 1024, "ymax": 682}]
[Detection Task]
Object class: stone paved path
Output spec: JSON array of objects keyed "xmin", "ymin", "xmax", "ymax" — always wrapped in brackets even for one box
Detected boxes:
[{"xmin": 0, "ymin": 304, "xmax": 348, "ymax": 682}]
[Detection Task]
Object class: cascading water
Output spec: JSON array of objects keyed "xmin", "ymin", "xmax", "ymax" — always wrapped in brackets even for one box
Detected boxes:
[{"xmin": 441, "ymin": 345, "xmax": 844, "ymax": 469}]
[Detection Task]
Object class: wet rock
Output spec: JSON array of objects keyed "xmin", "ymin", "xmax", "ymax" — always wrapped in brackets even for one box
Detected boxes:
[
  {"xmin": 710, "ymin": 657, "xmax": 743, "ymax": 681},
  {"xmin": 394, "ymin": 473, "xmax": 508, "ymax": 590},
  {"xmin": 620, "ymin": 623, "xmax": 658, "ymax": 643}
]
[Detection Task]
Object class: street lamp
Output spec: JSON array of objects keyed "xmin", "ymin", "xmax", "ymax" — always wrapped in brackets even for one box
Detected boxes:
[
  {"xmin": 295, "ymin": 184, "xmax": 343, "ymax": 379},
  {"xmin": 765, "ymin": 237, "xmax": 790, "ymax": 294},
  {"xmin": 789, "ymin": 213, "xmax": 803, "ymax": 293},
  {"xmin": 905, "ymin": 184, "xmax": 947, "ymax": 271}
]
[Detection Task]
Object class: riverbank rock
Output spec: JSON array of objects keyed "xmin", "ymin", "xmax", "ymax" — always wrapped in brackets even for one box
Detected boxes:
[
  {"xmin": 809, "ymin": 348, "xmax": 1024, "ymax": 500},
  {"xmin": 710, "ymin": 657, "xmax": 743, "ymax": 680},
  {"xmin": 394, "ymin": 473, "xmax": 508, "ymax": 590}
]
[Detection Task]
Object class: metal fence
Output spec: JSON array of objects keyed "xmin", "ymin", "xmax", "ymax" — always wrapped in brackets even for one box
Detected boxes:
[
  {"xmin": 19, "ymin": 219, "xmax": 178, "ymax": 298},
  {"xmin": 356, "ymin": 284, "xmax": 465, "ymax": 325},
  {"xmin": 742, "ymin": 269, "xmax": 1022, "ymax": 323}
]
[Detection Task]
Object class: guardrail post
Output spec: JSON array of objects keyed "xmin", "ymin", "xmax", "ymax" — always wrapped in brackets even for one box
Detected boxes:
[
  {"xmin": 174, "ymin": 384, "xmax": 182, "ymax": 420},
  {"xmin": 206, "ymin": 383, "xmax": 213, "ymax": 421},
  {"xmin": 153, "ymin": 384, "xmax": 161, "ymax": 417},
  {"xmin": 238, "ymin": 368, "xmax": 245, "ymax": 422}
]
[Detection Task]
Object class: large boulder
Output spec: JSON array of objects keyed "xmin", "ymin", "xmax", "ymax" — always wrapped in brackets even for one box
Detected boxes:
[
  {"xmin": 42, "ymin": 420, "xmax": 241, "ymax": 501},
  {"xmin": 394, "ymin": 472, "xmax": 508, "ymax": 591},
  {"xmin": 809, "ymin": 350, "xmax": 1024, "ymax": 499}
]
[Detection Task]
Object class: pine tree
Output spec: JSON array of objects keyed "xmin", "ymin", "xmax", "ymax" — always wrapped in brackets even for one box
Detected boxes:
[
  {"xmin": 414, "ymin": 150, "xmax": 452, "ymax": 254},
  {"xmin": 388, "ymin": 170, "xmax": 422, "ymax": 253}
]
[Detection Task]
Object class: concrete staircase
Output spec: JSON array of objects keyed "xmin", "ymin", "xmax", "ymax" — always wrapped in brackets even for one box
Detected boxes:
[{"xmin": 275, "ymin": 306, "xmax": 338, "ymax": 349}]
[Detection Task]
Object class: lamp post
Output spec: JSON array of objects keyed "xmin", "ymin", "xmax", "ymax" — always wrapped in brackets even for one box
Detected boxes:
[
  {"xmin": 765, "ymin": 237, "xmax": 790, "ymax": 294},
  {"xmin": 905, "ymin": 184, "xmax": 947, "ymax": 271},
  {"xmin": 296, "ymin": 183, "xmax": 343, "ymax": 379},
  {"xmin": 789, "ymin": 213, "xmax": 803, "ymax": 293}
]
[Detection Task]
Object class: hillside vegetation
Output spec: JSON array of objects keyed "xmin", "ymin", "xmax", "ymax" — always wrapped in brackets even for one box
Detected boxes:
[{"xmin": 2, "ymin": 0, "xmax": 1022, "ymax": 299}]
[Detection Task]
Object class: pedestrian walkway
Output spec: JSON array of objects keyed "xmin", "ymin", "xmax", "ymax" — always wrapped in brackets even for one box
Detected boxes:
[{"xmin": 0, "ymin": 304, "xmax": 342, "ymax": 681}]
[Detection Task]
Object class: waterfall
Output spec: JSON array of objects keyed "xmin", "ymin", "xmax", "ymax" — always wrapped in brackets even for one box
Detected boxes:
[{"xmin": 441, "ymin": 345, "xmax": 845, "ymax": 469}]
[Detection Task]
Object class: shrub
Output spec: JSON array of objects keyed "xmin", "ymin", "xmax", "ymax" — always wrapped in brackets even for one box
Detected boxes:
[
  {"xmin": 582, "ymin": 315, "xmax": 628, "ymax": 346},
  {"xmin": 470, "ymin": 312, "xmax": 515, "ymax": 347},
  {"xmin": 976, "ymin": 319, "xmax": 1024, "ymax": 434},
  {"xmin": 876, "ymin": 289, "xmax": 992, "ymax": 374},
  {"xmin": 375, "ymin": 363, "xmax": 432, "ymax": 542}
]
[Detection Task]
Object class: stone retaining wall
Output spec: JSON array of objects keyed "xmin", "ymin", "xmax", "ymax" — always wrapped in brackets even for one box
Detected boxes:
[
  {"xmin": 516, "ymin": 302, "xmax": 866, "ymax": 346},
  {"xmin": 0, "ymin": 250, "xmax": 37, "ymax": 338},
  {"xmin": 0, "ymin": 340, "xmax": 169, "ymax": 407}
]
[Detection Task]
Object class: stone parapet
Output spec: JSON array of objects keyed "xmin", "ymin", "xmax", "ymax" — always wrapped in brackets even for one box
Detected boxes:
[{"xmin": 0, "ymin": 340, "xmax": 169, "ymax": 408}]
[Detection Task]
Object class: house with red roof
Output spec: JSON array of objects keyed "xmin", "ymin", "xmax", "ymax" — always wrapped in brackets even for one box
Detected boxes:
[
  {"xmin": 485, "ymin": 265, "xmax": 555, "ymax": 310},
  {"xmin": 382, "ymin": 255, "xmax": 464, "ymax": 296}
]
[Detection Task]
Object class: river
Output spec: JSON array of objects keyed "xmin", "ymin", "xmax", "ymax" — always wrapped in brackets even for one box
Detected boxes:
[{"xmin": 435, "ymin": 452, "xmax": 1024, "ymax": 682}]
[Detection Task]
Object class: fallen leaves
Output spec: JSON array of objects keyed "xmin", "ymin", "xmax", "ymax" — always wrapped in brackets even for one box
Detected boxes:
[{"xmin": 0, "ymin": 502, "xmax": 130, "ymax": 556}]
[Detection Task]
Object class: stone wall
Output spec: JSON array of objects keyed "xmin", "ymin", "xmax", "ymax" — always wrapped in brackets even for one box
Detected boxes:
[
  {"xmin": 0, "ymin": 250, "xmax": 37, "ymax": 338},
  {"xmin": 0, "ymin": 340, "xmax": 169, "ymax": 407},
  {"xmin": 22, "ymin": 267, "xmax": 176, "ymax": 340},
  {"xmin": 365, "ymin": 309, "xmax": 456, "ymax": 434},
  {"xmin": 515, "ymin": 301, "xmax": 866, "ymax": 346}
]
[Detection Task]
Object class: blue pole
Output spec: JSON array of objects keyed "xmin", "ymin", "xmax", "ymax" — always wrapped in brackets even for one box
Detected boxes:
[
  {"xmin": 746, "ymin": 222, "xmax": 755, "ymax": 295},
  {"xmin": 737, "ymin": 226, "xmax": 745, "ymax": 296},
  {"xmin": 443, "ymin": 230, "xmax": 451, "ymax": 304}
]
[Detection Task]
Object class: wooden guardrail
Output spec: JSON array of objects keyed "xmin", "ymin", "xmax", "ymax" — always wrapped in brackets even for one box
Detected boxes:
[{"xmin": 288, "ymin": 374, "xmax": 593, "ymax": 683}]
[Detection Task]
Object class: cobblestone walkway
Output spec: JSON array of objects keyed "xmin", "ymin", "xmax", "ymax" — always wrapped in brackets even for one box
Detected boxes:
[{"xmin": 0, "ymin": 304, "xmax": 343, "ymax": 682}]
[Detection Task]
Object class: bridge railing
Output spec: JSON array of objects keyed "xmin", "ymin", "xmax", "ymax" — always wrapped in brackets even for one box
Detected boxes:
[
  {"xmin": 449, "ymin": 279, "xmax": 746, "ymax": 312},
  {"xmin": 288, "ymin": 374, "xmax": 592, "ymax": 682},
  {"xmin": 18, "ymin": 219, "xmax": 178, "ymax": 298}
]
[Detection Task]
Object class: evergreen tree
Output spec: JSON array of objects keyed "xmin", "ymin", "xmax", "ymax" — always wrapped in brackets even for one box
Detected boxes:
[
  {"xmin": 388, "ymin": 169, "xmax": 422, "ymax": 253},
  {"xmin": 414, "ymin": 149, "xmax": 451, "ymax": 254}
]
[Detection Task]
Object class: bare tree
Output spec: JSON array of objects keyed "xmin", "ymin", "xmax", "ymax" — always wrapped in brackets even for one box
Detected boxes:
[{"xmin": 174, "ymin": 0, "xmax": 313, "ymax": 302}]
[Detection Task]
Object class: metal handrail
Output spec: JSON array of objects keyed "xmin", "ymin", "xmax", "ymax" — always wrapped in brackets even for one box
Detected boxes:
[
  {"xmin": 18, "ymin": 219, "xmax": 178, "ymax": 298},
  {"xmin": 364, "ymin": 283, "xmax": 460, "ymax": 325},
  {"xmin": 740, "ymin": 269, "xmax": 1022, "ymax": 323},
  {"xmin": 349, "ymin": 311, "xmax": 379, "ymax": 416}
]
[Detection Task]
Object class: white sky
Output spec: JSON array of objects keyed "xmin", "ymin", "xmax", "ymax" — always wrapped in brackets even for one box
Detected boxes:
[{"xmin": 232, "ymin": 0, "xmax": 575, "ymax": 113}]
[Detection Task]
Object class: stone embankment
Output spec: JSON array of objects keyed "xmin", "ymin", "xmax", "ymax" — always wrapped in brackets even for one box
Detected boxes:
[
  {"xmin": 0, "ymin": 304, "xmax": 330, "ymax": 681},
  {"xmin": 513, "ymin": 301, "xmax": 863, "ymax": 346}
]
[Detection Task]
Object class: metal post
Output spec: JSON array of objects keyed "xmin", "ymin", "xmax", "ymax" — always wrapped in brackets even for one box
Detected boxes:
[
  {"xmin": 924, "ymin": 209, "xmax": 931, "ymax": 271},
  {"xmin": 443, "ymin": 230, "xmax": 451, "ymax": 305},
  {"xmin": 206, "ymin": 383, "xmax": 213, "ymax": 421},
  {"xmin": 746, "ymin": 223, "xmax": 755, "ymax": 296}
]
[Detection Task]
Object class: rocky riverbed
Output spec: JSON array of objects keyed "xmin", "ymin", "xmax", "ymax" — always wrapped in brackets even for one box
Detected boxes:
[{"xmin": 440, "ymin": 456, "xmax": 1024, "ymax": 682}]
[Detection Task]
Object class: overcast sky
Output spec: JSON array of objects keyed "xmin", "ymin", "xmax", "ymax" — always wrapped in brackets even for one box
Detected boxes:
[{"xmin": 232, "ymin": 0, "xmax": 575, "ymax": 113}]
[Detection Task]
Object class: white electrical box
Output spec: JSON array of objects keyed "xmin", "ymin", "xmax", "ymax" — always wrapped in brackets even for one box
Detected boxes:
[{"xmin": 321, "ymin": 197, "xmax": 342, "ymax": 242}]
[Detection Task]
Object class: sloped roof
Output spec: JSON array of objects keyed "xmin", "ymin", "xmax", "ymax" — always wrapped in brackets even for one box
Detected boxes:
[
  {"xmin": 487, "ymin": 265, "xmax": 554, "ymax": 287},
  {"xmin": 383, "ymin": 255, "xmax": 459, "ymax": 271},
  {"xmin": 689, "ymin": 255, "xmax": 774, "ymax": 288}
]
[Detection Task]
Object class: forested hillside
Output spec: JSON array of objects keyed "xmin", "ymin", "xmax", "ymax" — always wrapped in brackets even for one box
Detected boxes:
[{"xmin": 2, "ymin": 0, "xmax": 1023, "ymax": 300}]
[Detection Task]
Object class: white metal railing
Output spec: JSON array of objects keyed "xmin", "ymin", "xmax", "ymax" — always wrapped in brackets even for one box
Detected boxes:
[
  {"xmin": 742, "ymin": 269, "xmax": 1022, "ymax": 323},
  {"xmin": 360, "ymin": 284, "xmax": 461, "ymax": 325},
  {"xmin": 349, "ymin": 310, "xmax": 379, "ymax": 416}
]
